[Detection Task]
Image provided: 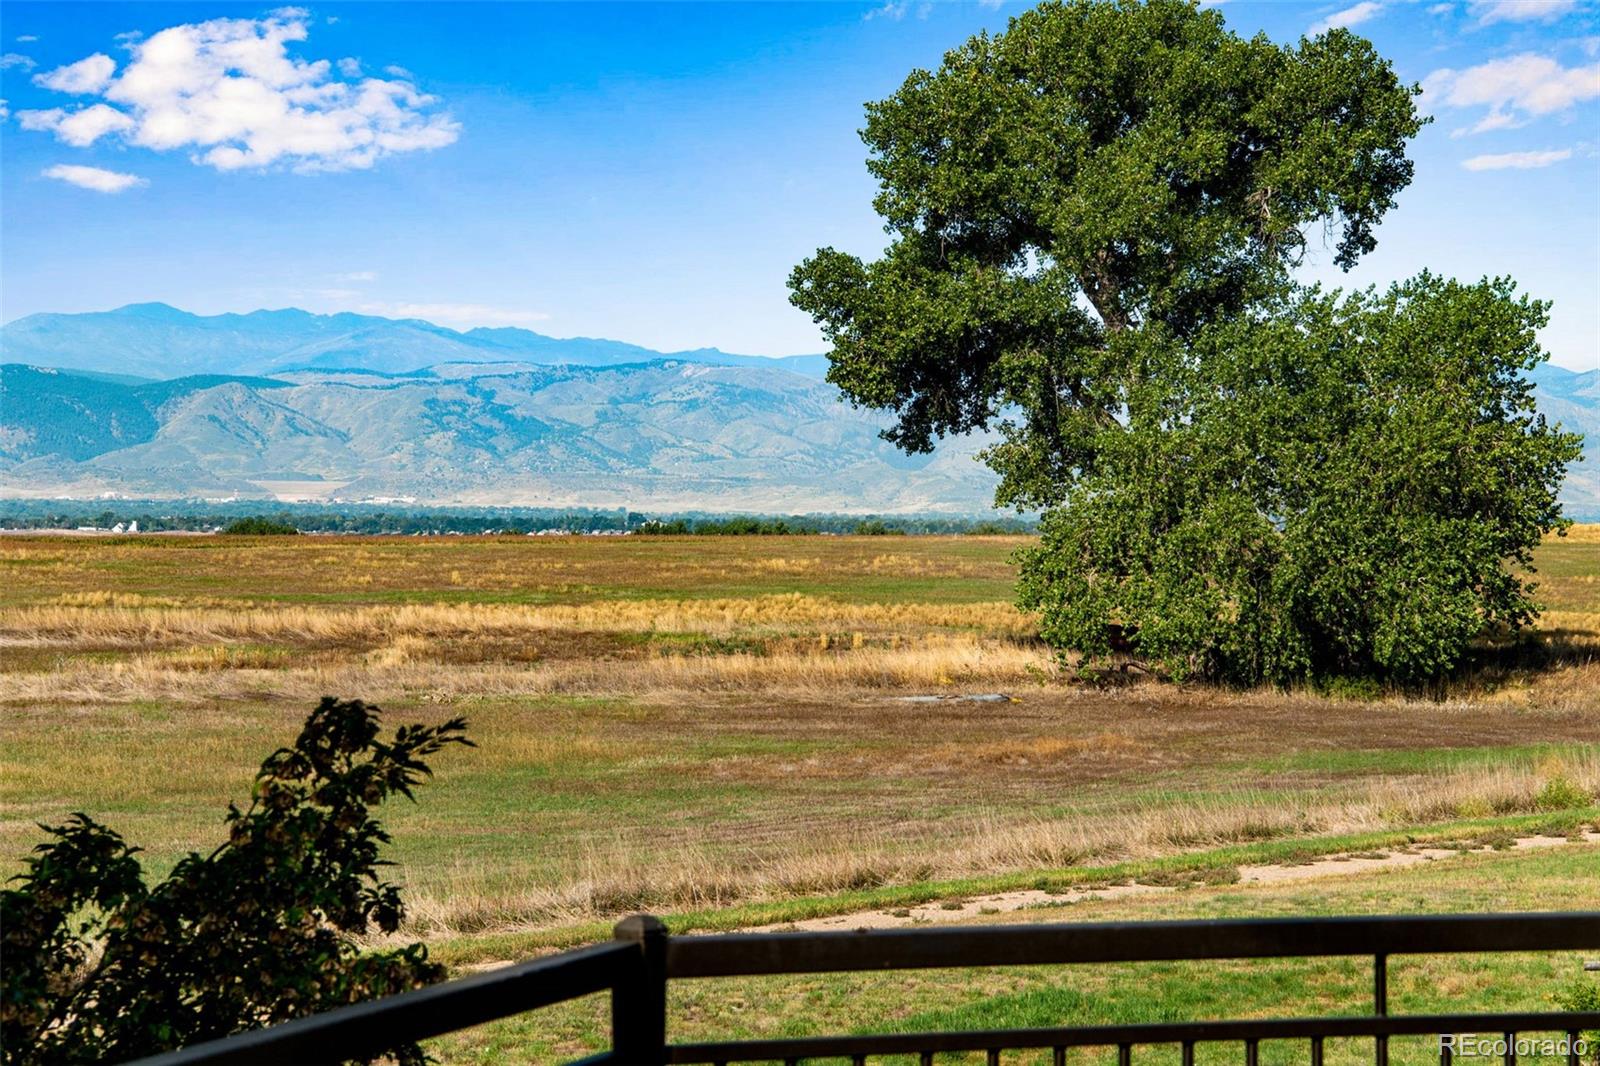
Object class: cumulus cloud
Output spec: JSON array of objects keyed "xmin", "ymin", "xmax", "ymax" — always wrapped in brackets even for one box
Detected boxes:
[
  {"xmin": 1310, "ymin": 1, "xmax": 1383, "ymax": 34},
  {"xmin": 1469, "ymin": 0, "xmax": 1577, "ymax": 24},
  {"xmin": 337, "ymin": 56, "xmax": 361, "ymax": 77},
  {"xmin": 1462, "ymin": 148, "xmax": 1573, "ymax": 170},
  {"xmin": 15, "ymin": 102, "xmax": 136, "ymax": 146},
  {"xmin": 359, "ymin": 301, "xmax": 551, "ymax": 327},
  {"xmin": 42, "ymin": 163, "xmax": 147, "ymax": 192},
  {"xmin": 33, "ymin": 53, "xmax": 116, "ymax": 93},
  {"xmin": 1, "ymin": 52, "xmax": 36, "ymax": 70},
  {"xmin": 0, "ymin": 99, "xmax": 8, "ymax": 120},
  {"xmin": 1423, "ymin": 53, "xmax": 1600, "ymax": 134},
  {"xmin": 17, "ymin": 10, "xmax": 459, "ymax": 173}
]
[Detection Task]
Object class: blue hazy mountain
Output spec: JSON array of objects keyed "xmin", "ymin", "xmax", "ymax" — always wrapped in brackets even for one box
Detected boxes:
[
  {"xmin": 1527, "ymin": 363, "xmax": 1599, "ymax": 520},
  {"xmin": 0, "ymin": 303, "xmax": 831, "ymax": 380},
  {"xmin": 1, "ymin": 305, "xmax": 1593, "ymax": 516},
  {"xmin": 0, "ymin": 362, "xmax": 996, "ymax": 513}
]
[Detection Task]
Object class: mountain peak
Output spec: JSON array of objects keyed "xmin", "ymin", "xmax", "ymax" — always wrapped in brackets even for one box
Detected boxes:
[{"xmin": 112, "ymin": 302, "xmax": 192, "ymax": 320}]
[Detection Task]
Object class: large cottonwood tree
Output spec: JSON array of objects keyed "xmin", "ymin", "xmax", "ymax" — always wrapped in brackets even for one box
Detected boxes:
[{"xmin": 790, "ymin": 0, "xmax": 1581, "ymax": 683}]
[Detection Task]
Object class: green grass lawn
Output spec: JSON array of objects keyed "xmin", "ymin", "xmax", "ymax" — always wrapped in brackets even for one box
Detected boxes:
[{"xmin": 428, "ymin": 842, "xmax": 1600, "ymax": 1065}]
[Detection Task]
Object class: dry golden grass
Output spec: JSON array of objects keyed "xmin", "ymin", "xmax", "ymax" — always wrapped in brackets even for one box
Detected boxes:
[
  {"xmin": 2, "ymin": 529, "xmax": 1597, "ymax": 945},
  {"xmin": 1, "ymin": 593, "xmax": 1031, "ymax": 648}
]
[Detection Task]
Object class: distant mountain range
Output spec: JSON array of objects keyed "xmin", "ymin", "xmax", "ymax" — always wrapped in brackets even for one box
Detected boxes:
[
  {"xmin": 0, "ymin": 304, "xmax": 1594, "ymax": 517},
  {"xmin": 1, "ymin": 303, "xmax": 965, "ymax": 512},
  {"xmin": 0, "ymin": 303, "xmax": 830, "ymax": 380}
]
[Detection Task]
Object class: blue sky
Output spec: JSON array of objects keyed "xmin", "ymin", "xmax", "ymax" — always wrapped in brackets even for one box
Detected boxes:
[{"xmin": 1, "ymin": 0, "xmax": 1596, "ymax": 368}]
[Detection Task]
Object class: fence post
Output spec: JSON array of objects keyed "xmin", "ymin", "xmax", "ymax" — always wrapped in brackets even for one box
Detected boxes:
[{"xmin": 613, "ymin": 914, "xmax": 668, "ymax": 1064}]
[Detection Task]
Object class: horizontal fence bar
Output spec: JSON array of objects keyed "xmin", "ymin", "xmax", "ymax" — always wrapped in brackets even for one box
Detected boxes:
[
  {"xmin": 667, "ymin": 913, "xmax": 1600, "ymax": 978},
  {"xmin": 116, "ymin": 912, "xmax": 1600, "ymax": 1066},
  {"xmin": 666, "ymin": 1011, "xmax": 1600, "ymax": 1064},
  {"xmin": 124, "ymin": 940, "xmax": 635, "ymax": 1066}
]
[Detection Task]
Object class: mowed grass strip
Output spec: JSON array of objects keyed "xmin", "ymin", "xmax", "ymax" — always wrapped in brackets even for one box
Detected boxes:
[{"xmin": 424, "ymin": 842, "xmax": 1600, "ymax": 1066}]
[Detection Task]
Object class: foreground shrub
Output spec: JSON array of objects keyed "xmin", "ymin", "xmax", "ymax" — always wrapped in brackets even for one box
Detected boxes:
[{"xmin": 1, "ymin": 697, "xmax": 471, "ymax": 1066}]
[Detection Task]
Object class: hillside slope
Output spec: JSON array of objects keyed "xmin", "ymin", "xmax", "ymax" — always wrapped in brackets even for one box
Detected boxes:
[{"xmin": 0, "ymin": 362, "xmax": 997, "ymax": 513}]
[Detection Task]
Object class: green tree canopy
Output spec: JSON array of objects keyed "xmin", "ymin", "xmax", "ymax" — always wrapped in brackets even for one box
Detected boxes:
[
  {"xmin": 791, "ymin": 0, "xmax": 1424, "ymax": 510},
  {"xmin": 1014, "ymin": 275, "xmax": 1581, "ymax": 683},
  {"xmin": 790, "ymin": 0, "xmax": 1580, "ymax": 684}
]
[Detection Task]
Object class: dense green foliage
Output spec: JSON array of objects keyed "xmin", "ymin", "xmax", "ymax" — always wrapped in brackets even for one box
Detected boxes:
[
  {"xmin": 1, "ymin": 698, "xmax": 470, "ymax": 1066},
  {"xmin": 1014, "ymin": 276, "xmax": 1582, "ymax": 683},
  {"xmin": 790, "ymin": 0, "xmax": 1424, "ymax": 509},
  {"xmin": 222, "ymin": 516, "xmax": 301, "ymax": 535},
  {"xmin": 789, "ymin": 0, "xmax": 1580, "ymax": 683}
]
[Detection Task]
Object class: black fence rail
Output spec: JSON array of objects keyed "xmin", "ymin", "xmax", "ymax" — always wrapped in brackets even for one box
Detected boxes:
[{"xmin": 128, "ymin": 912, "xmax": 1600, "ymax": 1066}]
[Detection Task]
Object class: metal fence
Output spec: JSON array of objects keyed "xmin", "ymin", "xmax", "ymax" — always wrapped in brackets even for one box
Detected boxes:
[{"xmin": 128, "ymin": 912, "xmax": 1600, "ymax": 1066}]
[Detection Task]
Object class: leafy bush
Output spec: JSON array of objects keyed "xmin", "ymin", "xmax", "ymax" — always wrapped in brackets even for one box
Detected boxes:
[
  {"xmin": 222, "ymin": 515, "xmax": 300, "ymax": 535},
  {"xmin": 1558, "ymin": 978, "xmax": 1600, "ymax": 1064},
  {"xmin": 1, "ymin": 697, "xmax": 471, "ymax": 1065},
  {"xmin": 1534, "ymin": 775, "xmax": 1593, "ymax": 812}
]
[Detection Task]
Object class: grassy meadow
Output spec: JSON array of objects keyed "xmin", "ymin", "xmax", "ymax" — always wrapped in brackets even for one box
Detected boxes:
[{"xmin": 2, "ymin": 529, "xmax": 1598, "ymax": 1062}]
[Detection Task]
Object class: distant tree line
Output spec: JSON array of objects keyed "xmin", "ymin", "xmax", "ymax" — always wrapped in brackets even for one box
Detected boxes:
[
  {"xmin": 222, "ymin": 516, "xmax": 300, "ymax": 535},
  {"xmin": 0, "ymin": 499, "xmax": 1036, "ymax": 537}
]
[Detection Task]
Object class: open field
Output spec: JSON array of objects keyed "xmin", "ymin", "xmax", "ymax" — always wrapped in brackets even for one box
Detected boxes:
[{"xmin": 3, "ymin": 530, "xmax": 1598, "ymax": 1061}]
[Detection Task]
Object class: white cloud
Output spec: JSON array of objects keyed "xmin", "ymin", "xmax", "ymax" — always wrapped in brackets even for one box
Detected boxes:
[
  {"xmin": 1427, "ymin": 2, "xmax": 1454, "ymax": 13},
  {"xmin": 1423, "ymin": 53, "xmax": 1600, "ymax": 134},
  {"xmin": 42, "ymin": 163, "xmax": 147, "ymax": 192},
  {"xmin": 383, "ymin": 64, "xmax": 412, "ymax": 79},
  {"xmin": 863, "ymin": 1, "xmax": 930, "ymax": 20},
  {"xmin": 33, "ymin": 53, "xmax": 116, "ymax": 93},
  {"xmin": 18, "ymin": 11, "xmax": 459, "ymax": 174},
  {"xmin": 332, "ymin": 270, "xmax": 377, "ymax": 282},
  {"xmin": 16, "ymin": 109, "xmax": 59, "ymax": 131},
  {"xmin": 0, "ymin": 99, "xmax": 8, "ymax": 120},
  {"xmin": 1469, "ymin": 0, "xmax": 1577, "ymax": 24},
  {"xmin": 16, "ymin": 35, "xmax": 39, "ymax": 44},
  {"xmin": 1, "ymin": 52, "xmax": 36, "ymax": 70},
  {"xmin": 1462, "ymin": 148, "xmax": 1573, "ymax": 169},
  {"xmin": 337, "ymin": 56, "xmax": 361, "ymax": 77},
  {"xmin": 358, "ymin": 302, "xmax": 550, "ymax": 327},
  {"xmin": 1311, "ymin": 1, "xmax": 1384, "ymax": 33},
  {"xmin": 15, "ymin": 102, "xmax": 136, "ymax": 146}
]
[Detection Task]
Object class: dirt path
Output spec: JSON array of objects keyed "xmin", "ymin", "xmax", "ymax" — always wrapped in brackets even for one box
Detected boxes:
[{"xmin": 747, "ymin": 830, "xmax": 1600, "ymax": 933}]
